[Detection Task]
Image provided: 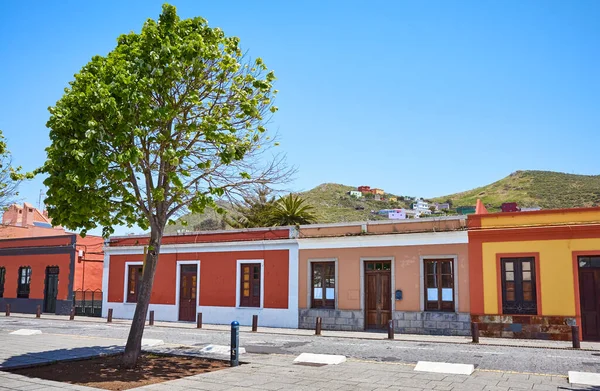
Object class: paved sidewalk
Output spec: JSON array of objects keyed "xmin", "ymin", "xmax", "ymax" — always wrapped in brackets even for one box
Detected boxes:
[
  {"xmin": 7, "ymin": 312, "xmax": 600, "ymax": 351},
  {"xmin": 0, "ymin": 331, "xmax": 598, "ymax": 390}
]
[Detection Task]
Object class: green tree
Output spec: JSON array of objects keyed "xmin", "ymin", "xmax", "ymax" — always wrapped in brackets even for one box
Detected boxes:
[
  {"xmin": 226, "ymin": 186, "xmax": 277, "ymax": 228},
  {"xmin": 0, "ymin": 130, "xmax": 31, "ymax": 210},
  {"xmin": 268, "ymin": 193, "xmax": 316, "ymax": 226},
  {"xmin": 40, "ymin": 4, "xmax": 290, "ymax": 367}
]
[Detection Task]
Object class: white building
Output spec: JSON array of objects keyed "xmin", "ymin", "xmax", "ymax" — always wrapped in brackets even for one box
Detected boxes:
[
  {"xmin": 348, "ymin": 190, "xmax": 362, "ymax": 198},
  {"xmin": 412, "ymin": 199, "xmax": 431, "ymax": 215}
]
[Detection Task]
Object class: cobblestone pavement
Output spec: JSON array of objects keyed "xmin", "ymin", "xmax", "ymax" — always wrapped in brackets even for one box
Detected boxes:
[
  {"xmin": 0, "ymin": 316, "xmax": 599, "ymax": 375},
  {"xmin": 0, "ymin": 316, "xmax": 598, "ymax": 390}
]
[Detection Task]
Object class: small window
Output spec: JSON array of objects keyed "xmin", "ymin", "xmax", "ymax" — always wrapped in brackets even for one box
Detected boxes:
[
  {"xmin": 17, "ymin": 266, "xmax": 32, "ymax": 298},
  {"xmin": 0, "ymin": 267, "xmax": 5, "ymax": 298},
  {"xmin": 311, "ymin": 262, "xmax": 335, "ymax": 309},
  {"xmin": 579, "ymin": 256, "xmax": 600, "ymax": 268},
  {"xmin": 240, "ymin": 263, "xmax": 261, "ymax": 307},
  {"xmin": 424, "ymin": 259, "xmax": 454, "ymax": 312},
  {"xmin": 501, "ymin": 257, "xmax": 537, "ymax": 315},
  {"xmin": 127, "ymin": 265, "xmax": 143, "ymax": 303}
]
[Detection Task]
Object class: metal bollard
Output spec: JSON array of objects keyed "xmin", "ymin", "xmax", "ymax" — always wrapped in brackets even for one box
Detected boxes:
[
  {"xmin": 36, "ymin": 305, "xmax": 41, "ymax": 318},
  {"xmin": 572, "ymin": 325, "xmax": 581, "ymax": 349},
  {"xmin": 5, "ymin": 304, "xmax": 10, "ymax": 317},
  {"xmin": 70, "ymin": 307, "xmax": 75, "ymax": 321},
  {"xmin": 471, "ymin": 322, "xmax": 479, "ymax": 343},
  {"xmin": 107, "ymin": 308, "xmax": 113, "ymax": 323},
  {"xmin": 230, "ymin": 321, "xmax": 240, "ymax": 367},
  {"xmin": 387, "ymin": 319, "xmax": 394, "ymax": 339},
  {"xmin": 197, "ymin": 313, "xmax": 202, "ymax": 329},
  {"xmin": 252, "ymin": 314, "xmax": 258, "ymax": 332},
  {"xmin": 315, "ymin": 316, "xmax": 322, "ymax": 336},
  {"xmin": 149, "ymin": 310, "xmax": 154, "ymax": 326}
]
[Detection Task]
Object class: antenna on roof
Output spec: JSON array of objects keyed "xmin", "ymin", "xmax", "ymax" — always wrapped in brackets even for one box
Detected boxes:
[{"xmin": 37, "ymin": 190, "xmax": 45, "ymax": 210}]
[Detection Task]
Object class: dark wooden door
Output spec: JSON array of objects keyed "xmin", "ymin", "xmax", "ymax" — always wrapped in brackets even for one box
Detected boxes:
[
  {"xmin": 365, "ymin": 261, "xmax": 392, "ymax": 329},
  {"xmin": 579, "ymin": 268, "xmax": 600, "ymax": 341},
  {"xmin": 179, "ymin": 264, "xmax": 197, "ymax": 321},
  {"xmin": 44, "ymin": 266, "xmax": 59, "ymax": 313}
]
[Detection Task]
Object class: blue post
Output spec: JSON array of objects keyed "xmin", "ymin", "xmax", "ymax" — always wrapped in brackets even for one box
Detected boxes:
[{"xmin": 230, "ymin": 321, "xmax": 240, "ymax": 367}]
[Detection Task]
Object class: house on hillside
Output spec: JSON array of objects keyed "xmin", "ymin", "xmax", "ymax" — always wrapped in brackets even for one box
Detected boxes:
[
  {"xmin": 370, "ymin": 188, "xmax": 384, "ymax": 195},
  {"xmin": 358, "ymin": 186, "xmax": 371, "ymax": 193},
  {"xmin": 347, "ymin": 191, "xmax": 362, "ymax": 198},
  {"xmin": 0, "ymin": 203, "xmax": 104, "ymax": 316},
  {"xmin": 411, "ymin": 199, "xmax": 431, "ymax": 215},
  {"xmin": 501, "ymin": 202, "xmax": 519, "ymax": 212},
  {"xmin": 434, "ymin": 203, "xmax": 451, "ymax": 211}
]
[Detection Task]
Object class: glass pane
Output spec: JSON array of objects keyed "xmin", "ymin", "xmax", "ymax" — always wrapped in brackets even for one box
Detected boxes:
[
  {"xmin": 367, "ymin": 263, "xmax": 374, "ymax": 270},
  {"xmin": 253, "ymin": 282, "xmax": 260, "ymax": 296},
  {"xmin": 375, "ymin": 263, "xmax": 382, "ymax": 270},
  {"xmin": 522, "ymin": 262, "xmax": 531, "ymax": 271},
  {"xmin": 244, "ymin": 274, "xmax": 249, "ymax": 282},
  {"xmin": 505, "ymin": 262, "xmax": 514, "ymax": 271},
  {"xmin": 427, "ymin": 274, "xmax": 437, "ymax": 288},
  {"xmin": 522, "ymin": 271, "xmax": 532, "ymax": 281},
  {"xmin": 523, "ymin": 281, "xmax": 533, "ymax": 301},
  {"xmin": 382, "ymin": 263, "xmax": 391, "ymax": 270},
  {"xmin": 505, "ymin": 271, "xmax": 514, "ymax": 281},
  {"xmin": 326, "ymin": 287, "xmax": 335, "ymax": 299},
  {"xmin": 243, "ymin": 282, "xmax": 249, "ymax": 290},
  {"xmin": 592, "ymin": 256, "xmax": 600, "ymax": 268},
  {"xmin": 191, "ymin": 276, "xmax": 197, "ymax": 299},
  {"xmin": 243, "ymin": 266, "xmax": 249, "ymax": 274},
  {"xmin": 505, "ymin": 282, "xmax": 515, "ymax": 301},
  {"xmin": 426, "ymin": 262, "xmax": 434, "ymax": 274},
  {"xmin": 442, "ymin": 274, "xmax": 453, "ymax": 288},
  {"xmin": 427, "ymin": 288, "xmax": 438, "ymax": 301},
  {"xmin": 313, "ymin": 265, "xmax": 322, "ymax": 287},
  {"xmin": 326, "ymin": 277, "xmax": 335, "ymax": 288},
  {"xmin": 243, "ymin": 289, "xmax": 250, "ymax": 297},
  {"xmin": 441, "ymin": 262, "xmax": 452, "ymax": 274},
  {"xmin": 442, "ymin": 288, "xmax": 453, "ymax": 301}
]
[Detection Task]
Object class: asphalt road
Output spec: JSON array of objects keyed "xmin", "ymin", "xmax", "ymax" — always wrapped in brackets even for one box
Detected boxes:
[{"xmin": 1, "ymin": 317, "xmax": 599, "ymax": 375}]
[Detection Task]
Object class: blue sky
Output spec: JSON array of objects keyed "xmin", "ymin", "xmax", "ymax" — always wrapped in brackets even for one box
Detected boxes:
[{"xmin": 0, "ymin": 1, "xmax": 599, "ymax": 235}]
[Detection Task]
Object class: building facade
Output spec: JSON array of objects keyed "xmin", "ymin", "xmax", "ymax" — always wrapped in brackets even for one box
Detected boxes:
[
  {"xmin": 468, "ymin": 207, "xmax": 600, "ymax": 341},
  {"xmin": 0, "ymin": 234, "xmax": 103, "ymax": 315},
  {"xmin": 297, "ymin": 218, "xmax": 471, "ymax": 335},
  {"xmin": 102, "ymin": 228, "xmax": 299, "ymax": 327}
]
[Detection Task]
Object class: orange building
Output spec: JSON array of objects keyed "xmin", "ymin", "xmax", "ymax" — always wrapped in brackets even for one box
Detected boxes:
[
  {"xmin": 297, "ymin": 217, "xmax": 470, "ymax": 335},
  {"xmin": 0, "ymin": 234, "xmax": 104, "ymax": 315},
  {"xmin": 103, "ymin": 228, "xmax": 298, "ymax": 327},
  {"xmin": 0, "ymin": 203, "xmax": 104, "ymax": 315},
  {"xmin": 468, "ymin": 206, "xmax": 600, "ymax": 341}
]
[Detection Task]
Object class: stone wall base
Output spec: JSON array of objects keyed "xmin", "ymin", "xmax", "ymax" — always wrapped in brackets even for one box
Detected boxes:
[
  {"xmin": 299, "ymin": 309, "xmax": 364, "ymax": 331},
  {"xmin": 393, "ymin": 311, "xmax": 471, "ymax": 336},
  {"xmin": 471, "ymin": 315, "xmax": 576, "ymax": 341},
  {"xmin": 0, "ymin": 298, "xmax": 71, "ymax": 315},
  {"xmin": 299, "ymin": 309, "xmax": 471, "ymax": 335}
]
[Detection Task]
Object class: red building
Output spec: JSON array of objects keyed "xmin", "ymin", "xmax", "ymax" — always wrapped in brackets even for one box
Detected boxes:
[
  {"xmin": 358, "ymin": 186, "xmax": 371, "ymax": 193},
  {"xmin": 102, "ymin": 228, "xmax": 298, "ymax": 327},
  {"xmin": 0, "ymin": 203, "xmax": 104, "ymax": 315},
  {"xmin": 0, "ymin": 234, "xmax": 104, "ymax": 315}
]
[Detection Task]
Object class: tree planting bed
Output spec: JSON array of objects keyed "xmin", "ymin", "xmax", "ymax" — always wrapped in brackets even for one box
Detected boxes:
[{"xmin": 5, "ymin": 353, "xmax": 230, "ymax": 390}]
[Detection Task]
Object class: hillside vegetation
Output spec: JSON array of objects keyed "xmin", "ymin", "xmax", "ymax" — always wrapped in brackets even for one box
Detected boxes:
[
  {"xmin": 166, "ymin": 170, "xmax": 600, "ymax": 233},
  {"xmin": 433, "ymin": 170, "xmax": 600, "ymax": 211}
]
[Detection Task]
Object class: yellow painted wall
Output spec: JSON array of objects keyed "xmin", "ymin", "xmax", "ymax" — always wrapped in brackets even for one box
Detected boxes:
[
  {"xmin": 481, "ymin": 209, "xmax": 600, "ymax": 229},
  {"xmin": 482, "ymin": 238, "xmax": 600, "ymax": 315}
]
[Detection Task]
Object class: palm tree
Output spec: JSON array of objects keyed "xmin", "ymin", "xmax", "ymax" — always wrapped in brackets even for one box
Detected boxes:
[
  {"xmin": 226, "ymin": 187, "xmax": 277, "ymax": 228},
  {"xmin": 268, "ymin": 193, "xmax": 316, "ymax": 226}
]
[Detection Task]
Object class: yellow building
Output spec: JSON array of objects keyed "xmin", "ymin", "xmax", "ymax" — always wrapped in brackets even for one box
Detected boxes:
[{"xmin": 468, "ymin": 207, "xmax": 600, "ymax": 341}]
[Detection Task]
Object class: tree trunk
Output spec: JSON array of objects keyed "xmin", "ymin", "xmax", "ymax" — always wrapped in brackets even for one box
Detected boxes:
[{"xmin": 121, "ymin": 223, "xmax": 163, "ymax": 368}]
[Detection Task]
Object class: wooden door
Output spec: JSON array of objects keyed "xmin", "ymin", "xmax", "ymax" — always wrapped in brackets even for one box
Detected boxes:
[
  {"xmin": 44, "ymin": 266, "xmax": 59, "ymax": 313},
  {"xmin": 179, "ymin": 264, "xmax": 197, "ymax": 321},
  {"xmin": 579, "ymin": 268, "xmax": 600, "ymax": 341},
  {"xmin": 365, "ymin": 261, "xmax": 392, "ymax": 329}
]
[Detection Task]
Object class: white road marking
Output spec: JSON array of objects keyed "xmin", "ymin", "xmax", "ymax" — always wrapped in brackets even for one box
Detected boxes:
[
  {"xmin": 200, "ymin": 345, "xmax": 246, "ymax": 355},
  {"xmin": 294, "ymin": 353, "xmax": 346, "ymax": 365},
  {"xmin": 141, "ymin": 338, "xmax": 164, "ymax": 347},
  {"xmin": 414, "ymin": 361, "xmax": 474, "ymax": 375},
  {"xmin": 569, "ymin": 371, "xmax": 600, "ymax": 386},
  {"xmin": 10, "ymin": 329, "xmax": 42, "ymax": 336}
]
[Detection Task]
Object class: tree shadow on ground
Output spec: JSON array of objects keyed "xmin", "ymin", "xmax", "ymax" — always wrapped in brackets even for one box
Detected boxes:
[{"xmin": 1, "ymin": 346, "xmax": 228, "ymax": 390}]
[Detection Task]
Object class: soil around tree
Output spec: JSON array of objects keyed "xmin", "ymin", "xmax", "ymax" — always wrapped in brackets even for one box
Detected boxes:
[{"xmin": 5, "ymin": 353, "xmax": 230, "ymax": 390}]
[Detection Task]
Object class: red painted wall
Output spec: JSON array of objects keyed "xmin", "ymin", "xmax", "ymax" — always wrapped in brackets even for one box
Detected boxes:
[
  {"xmin": 73, "ymin": 235, "xmax": 104, "ymax": 291},
  {"xmin": 0, "ymin": 236, "xmax": 75, "ymax": 300},
  {"xmin": 109, "ymin": 229, "xmax": 290, "ymax": 247},
  {"xmin": 107, "ymin": 250, "xmax": 289, "ymax": 309}
]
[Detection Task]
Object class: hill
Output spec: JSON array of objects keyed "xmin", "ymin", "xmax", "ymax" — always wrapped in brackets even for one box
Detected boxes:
[
  {"xmin": 433, "ymin": 170, "xmax": 600, "ymax": 211},
  {"xmin": 165, "ymin": 170, "xmax": 600, "ymax": 233}
]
